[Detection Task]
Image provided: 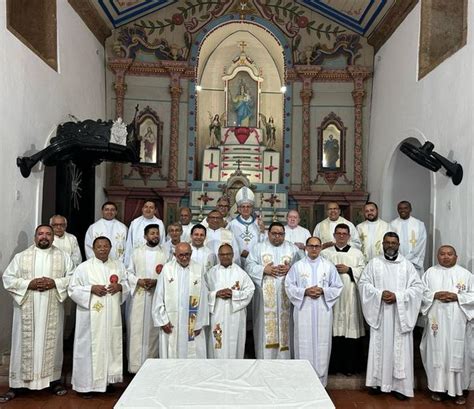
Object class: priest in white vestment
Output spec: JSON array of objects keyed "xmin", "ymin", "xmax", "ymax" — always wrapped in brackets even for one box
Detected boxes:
[
  {"xmin": 313, "ymin": 202, "xmax": 361, "ymax": 249},
  {"xmin": 179, "ymin": 207, "xmax": 195, "ymax": 242},
  {"xmin": 389, "ymin": 201, "xmax": 427, "ymax": 275},
  {"xmin": 125, "ymin": 200, "xmax": 166, "ymax": 266},
  {"xmin": 321, "ymin": 223, "xmax": 366, "ymax": 375},
  {"xmin": 126, "ymin": 224, "xmax": 168, "ymax": 373},
  {"xmin": 420, "ymin": 245, "xmax": 474, "ymax": 405},
  {"xmin": 204, "ymin": 210, "xmax": 240, "ymax": 265},
  {"xmin": 205, "ymin": 243, "xmax": 255, "ymax": 359},
  {"xmin": 85, "ymin": 201, "xmax": 127, "ymax": 262},
  {"xmin": 356, "ymin": 202, "xmax": 389, "ymax": 262},
  {"xmin": 228, "ymin": 187, "xmax": 265, "ymax": 267},
  {"xmin": 1, "ymin": 225, "xmax": 72, "ymax": 402},
  {"xmin": 247, "ymin": 222, "xmax": 300, "ymax": 359},
  {"xmin": 285, "ymin": 237, "xmax": 343, "ymax": 386},
  {"xmin": 284, "ymin": 209, "xmax": 311, "ymax": 257},
  {"xmin": 69, "ymin": 236, "xmax": 130, "ymax": 396},
  {"xmin": 50, "ymin": 214, "xmax": 82, "ymax": 267},
  {"xmin": 152, "ymin": 243, "xmax": 209, "ymax": 358},
  {"xmin": 358, "ymin": 232, "xmax": 424, "ymax": 400},
  {"xmin": 190, "ymin": 224, "xmax": 217, "ymax": 271},
  {"xmin": 163, "ymin": 222, "xmax": 182, "ymax": 261}
]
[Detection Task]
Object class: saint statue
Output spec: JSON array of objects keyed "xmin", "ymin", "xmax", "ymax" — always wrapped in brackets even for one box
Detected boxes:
[
  {"xmin": 323, "ymin": 134, "xmax": 340, "ymax": 168},
  {"xmin": 142, "ymin": 126, "xmax": 156, "ymax": 162},
  {"xmin": 208, "ymin": 113, "xmax": 221, "ymax": 149}
]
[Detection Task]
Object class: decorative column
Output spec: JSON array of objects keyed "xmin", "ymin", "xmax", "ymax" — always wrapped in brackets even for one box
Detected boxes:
[
  {"xmin": 297, "ymin": 66, "xmax": 321, "ymax": 192},
  {"xmin": 348, "ymin": 66, "xmax": 371, "ymax": 192},
  {"xmin": 108, "ymin": 59, "xmax": 133, "ymax": 186},
  {"xmin": 168, "ymin": 71, "xmax": 182, "ymax": 188}
]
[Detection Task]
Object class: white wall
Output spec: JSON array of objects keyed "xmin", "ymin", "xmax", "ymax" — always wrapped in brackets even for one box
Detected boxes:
[
  {"xmin": 0, "ymin": 1, "xmax": 106, "ymax": 354},
  {"xmin": 368, "ymin": 3, "xmax": 473, "ymax": 268}
]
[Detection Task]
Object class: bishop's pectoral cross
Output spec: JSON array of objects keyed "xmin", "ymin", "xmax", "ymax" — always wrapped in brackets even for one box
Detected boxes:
[{"xmin": 409, "ymin": 231, "xmax": 417, "ymax": 248}]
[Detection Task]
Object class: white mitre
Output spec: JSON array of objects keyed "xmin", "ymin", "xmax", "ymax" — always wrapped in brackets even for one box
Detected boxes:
[{"xmin": 235, "ymin": 186, "xmax": 255, "ymax": 205}]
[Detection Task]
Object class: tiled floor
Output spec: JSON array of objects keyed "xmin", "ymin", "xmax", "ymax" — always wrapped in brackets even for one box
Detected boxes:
[{"xmin": 0, "ymin": 386, "xmax": 471, "ymax": 408}]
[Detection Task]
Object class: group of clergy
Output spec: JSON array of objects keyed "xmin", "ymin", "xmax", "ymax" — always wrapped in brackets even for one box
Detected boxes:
[{"xmin": 1, "ymin": 189, "xmax": 472, "ymax": 405}]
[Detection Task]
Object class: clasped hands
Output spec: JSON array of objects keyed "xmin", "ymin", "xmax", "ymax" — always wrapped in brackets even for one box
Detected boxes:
[
  {"xmin": 28, "ymin": 277, "xmax": 56, "ymax": 292},
  {"xmin": 137, "ymin": 278, "xmax": 157, "ymax": 291},
  {"xmin": 382, "ymin": 290, "xmax": 396, "ymax": 304},
  {"xmin": 305, "ymin": 286, "xmax": 323, "ymax": 299},
  {"xmin": 91, "ymin": 283, "xmax": 122, "ymax": 297},
  {"xmin": 434, "ymin": 291, "xmax": 458, "ymax": 303},
  {"xmin": 216, "ymin": 288, "xmax": 233, "ymax": 299},
  {"xmin": 335, "ymin": 263, "xmax": 350, "ymax": 274},
  {"xmin": 264, "ymin": 262, "xmax": 290, "ymax": 278}
]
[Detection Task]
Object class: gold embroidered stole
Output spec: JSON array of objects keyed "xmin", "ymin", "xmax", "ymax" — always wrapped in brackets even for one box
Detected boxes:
[
  {"xmin": 261, "ymin": 245, "xmax": 291, "ymax": 351},
  {"xmin": 19, "ymin": 246, "xmax": 64, "ymax": 381},
  {"xmin": 163, "ymin": 261, "xmax": 202, "ymax": 358}
]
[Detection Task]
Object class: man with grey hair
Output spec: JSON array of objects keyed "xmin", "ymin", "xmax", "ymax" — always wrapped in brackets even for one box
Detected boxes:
[
  {"xmin": 50, "ymin": 214, "xmax": 82, "ymax": 267},
  {"xmin": 284, "ymin": 209, "xmax": 311, "ymax": 254}
]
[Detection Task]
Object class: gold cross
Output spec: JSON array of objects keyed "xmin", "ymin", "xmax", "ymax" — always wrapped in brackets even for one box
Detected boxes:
[
  {"xmin": 409, "ymin": 231, "xmax": 417, "ymax": 248},
  {"xmin": 92, "ymin": 301, "xmax": 104, "ymax": 313}
]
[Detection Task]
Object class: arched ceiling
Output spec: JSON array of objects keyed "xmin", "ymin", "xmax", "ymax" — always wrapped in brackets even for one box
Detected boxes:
[{"xmin": 93, "ymin": 0, "xmax": 394, "ymax": 36}]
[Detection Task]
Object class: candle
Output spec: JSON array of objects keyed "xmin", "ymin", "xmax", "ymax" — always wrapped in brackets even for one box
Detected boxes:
[{"xmin": 274, "ymin": 184, "xmax": 277, "ymax": 196}]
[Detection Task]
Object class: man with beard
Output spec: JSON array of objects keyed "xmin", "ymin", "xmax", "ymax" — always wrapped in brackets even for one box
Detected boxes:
[
  {"xmin": 190, "ymin": 224, "xmax": 217, "ymax": 271},
  {"xmin": 69, "ymin": 237, "xmax": 130, "ymax": 397},
  {"xmin": 389, "ymin": 201, "xmax": 427, "ymax": 276},
  {"xmin": 228, "ymin": 187, "xmax": 265, "ymax": 267},
  {"xmin": 85, "ymin": 201, "xmax": 127, "ymax": 262},
  {"xmin": 285, "ymin": 237, "xmax": 343, "ymax": 386},
  {"xmin": 359, "ymin": 232, "xmax": 423, "ymax": 400},
  {"xmin": 163, "ymin": 222, "xmax": 182, "ymax": 261},
  {"xmin": 50, "ymin": 214, "xmax": 82, "ymax": 267},
  {"xmin": 321, "ymin": 223, "xmax": 366, "ymax": 376},
  {"xmin": 125, "ymin": 200, "xmax": 165, "ymax": 266},
  {"xmin": 205, "ymin": 244, "xmax": 255, "ymax": 359},
  {"xmin": 126, "ymin": 224, "xmax": 168, "ymax": 373},
  {"xmin": 247, "ymin": 222, "xmax": 300, "ymax": 359},
  {"xmin": 420, "ymin": 245, "xmax": 474, "ymax": 405},
  {"xmin": 152, "ymin": 243, "xmax": 209, "ymax": 358},
  {"xmin": 1, "ymin": 225, "xmax": 73, "ymax": 402},
  {"xmin": 313, "ymin": 202, "xmax": 360, "ymax": 249},
  {"xmin": 179, "ymin": 207, "xmax": 195, "ymax": 242},
  {"xmin": 356, "ymin": 202, "xmax": 389, "ymax": 262}
]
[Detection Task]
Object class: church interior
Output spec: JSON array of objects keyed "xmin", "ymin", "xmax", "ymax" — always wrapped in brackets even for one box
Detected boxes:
[{"xmin": 0, "ymin": 0, "xmax": 473, "ymax": 404}]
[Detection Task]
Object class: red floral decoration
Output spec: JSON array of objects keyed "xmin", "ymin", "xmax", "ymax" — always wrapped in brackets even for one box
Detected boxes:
[{"xmin": 109, "ymin": 274, "xmax": 119, "ymax": 284}]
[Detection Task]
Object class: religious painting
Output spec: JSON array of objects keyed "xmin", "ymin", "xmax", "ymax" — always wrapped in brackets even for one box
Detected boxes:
[
  {"xmin": 136, "ymin": 106, "xmax": 163, "ymax": 167},
  {"xmin": 317, "ymin": 112, "xmax": 347, "ymax": 187},
  {"xmin": 226, "ymin": 71, "xmax": 258, "ymax": 128}
]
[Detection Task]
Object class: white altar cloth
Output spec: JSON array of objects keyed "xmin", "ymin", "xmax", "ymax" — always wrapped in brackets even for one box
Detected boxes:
[{"xmin": 114, "ymin": 359, "xmax": 334, "ymax": 409}]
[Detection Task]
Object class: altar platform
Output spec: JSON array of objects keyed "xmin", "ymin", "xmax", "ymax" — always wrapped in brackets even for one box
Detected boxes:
[{"xmin": 114, "ymin": 359, "xmax": 335, "ymax": 408}]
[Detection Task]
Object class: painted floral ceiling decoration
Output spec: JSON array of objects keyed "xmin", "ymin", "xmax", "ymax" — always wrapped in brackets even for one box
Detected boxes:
[{"xmin": 96, "ymin": 0, "xmax": 394, "ymax": 35}]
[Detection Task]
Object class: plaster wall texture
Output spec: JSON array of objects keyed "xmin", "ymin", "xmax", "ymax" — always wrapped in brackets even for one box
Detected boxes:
[
  {"xmin": 368, "ymin": 2, "xmax": 473, "ymax": 268},
  {"xmin": 0, "ymin": 1, "xmax": 106, "ymax": 354}
]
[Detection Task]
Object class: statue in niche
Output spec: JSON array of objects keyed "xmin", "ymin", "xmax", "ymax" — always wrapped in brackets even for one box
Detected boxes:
[
  {"xmin": 231, "ymin": 80, "xmax": 253, "ymax": 126},
  {"xmin": 208, "ymin": 112, "xmax": 224, "ymax": 149},
  {"xmin": 259, "ymin": 113, "xmax": 276, "ymax": 150},
  {"xmin": 323, "ymin": 133, "xmax": 340, "ymax": 168},
  {"xmin": 142, "ymin": 126, "xmax": 156, "ymax": 162}
]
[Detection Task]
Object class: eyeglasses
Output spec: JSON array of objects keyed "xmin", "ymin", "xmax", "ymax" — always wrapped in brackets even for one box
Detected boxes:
[
  {"xmin": 51, "ymin": 223, "xmax": 66, "ymax": 228},
  {"xmin": 176, "ymin": 252, "xmax": 192, "ymax": 257},
  {"xmin": 270, "ymin": 231, "xmax": 285, "ymax": 236},
  {"xmin": 306, "ymin": 244, "xmax": 321, "ymax": 249}
]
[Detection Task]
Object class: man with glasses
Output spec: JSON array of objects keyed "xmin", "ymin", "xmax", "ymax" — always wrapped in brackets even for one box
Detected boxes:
[
  {"xmin": 321, "ymin": 223, "xmax": 366, "ymax": 376},
  {"xmin": 50, "ymin": 214, "xmax": 82, "ymax": 267},
  {"xmin": 313, "ymin": 202, "xmax": 361, "ymax": 249},
  {"xmin": 152, "ymin": 242, "xmax": 208, "ymax": 358},
  {"xmin": 359, "ymin": 232, "xmax": 423, "ymax": 401},
  {"xmin": 217, "ymin": 196, "xmax": 233, "ymax": 227},
  {"xmin": 204, "ymin": 209, "xmax": 239, "ymax": 265},
  {"xmin": 205, "ymin": 244, "xmax": 255, "ymax": 359},
  {"xmin": 247, "ymin": 222, "xmax": 300, "ymax": 359},
  {"xmin": 285, "ymin": 237, "xmax": 343, "ymax": 386}
]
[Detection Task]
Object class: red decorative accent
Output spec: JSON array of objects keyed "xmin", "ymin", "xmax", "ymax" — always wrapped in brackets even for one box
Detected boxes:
[
  {"xmin": 254, "ymin": 148, "xmax": 261, "ymax": 152},
  {"xmin": 110, "ymin": 274, "xmax": 119, "ymax": 284},
  {"xmin": 234, "ymin": 127, "xmax": 251, "ymax": 144},
  {"xmin": 222, "ymin": 172, "xmax": 228, "ymax": 177},
  {"xmin": 254, "ymin": 156, "xmax": 260, "ymax": 161},
  {"xmin": 155, "ymin": 264, "xmax": 163, "ymax": 274},
  {"xmin": 199, "ymin": 193, "xmax": 214, "ymax": 205},
  {"xmin": 205, "ymin": 162, "xmax": 218, "ymax": 170},
  {"xmin": 265, "ymin": 164, "xmax": 278, "ymax": 173},
  {"xmin": 255, "ymin": 174, "xmax": 261, "ymax": 178}
]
